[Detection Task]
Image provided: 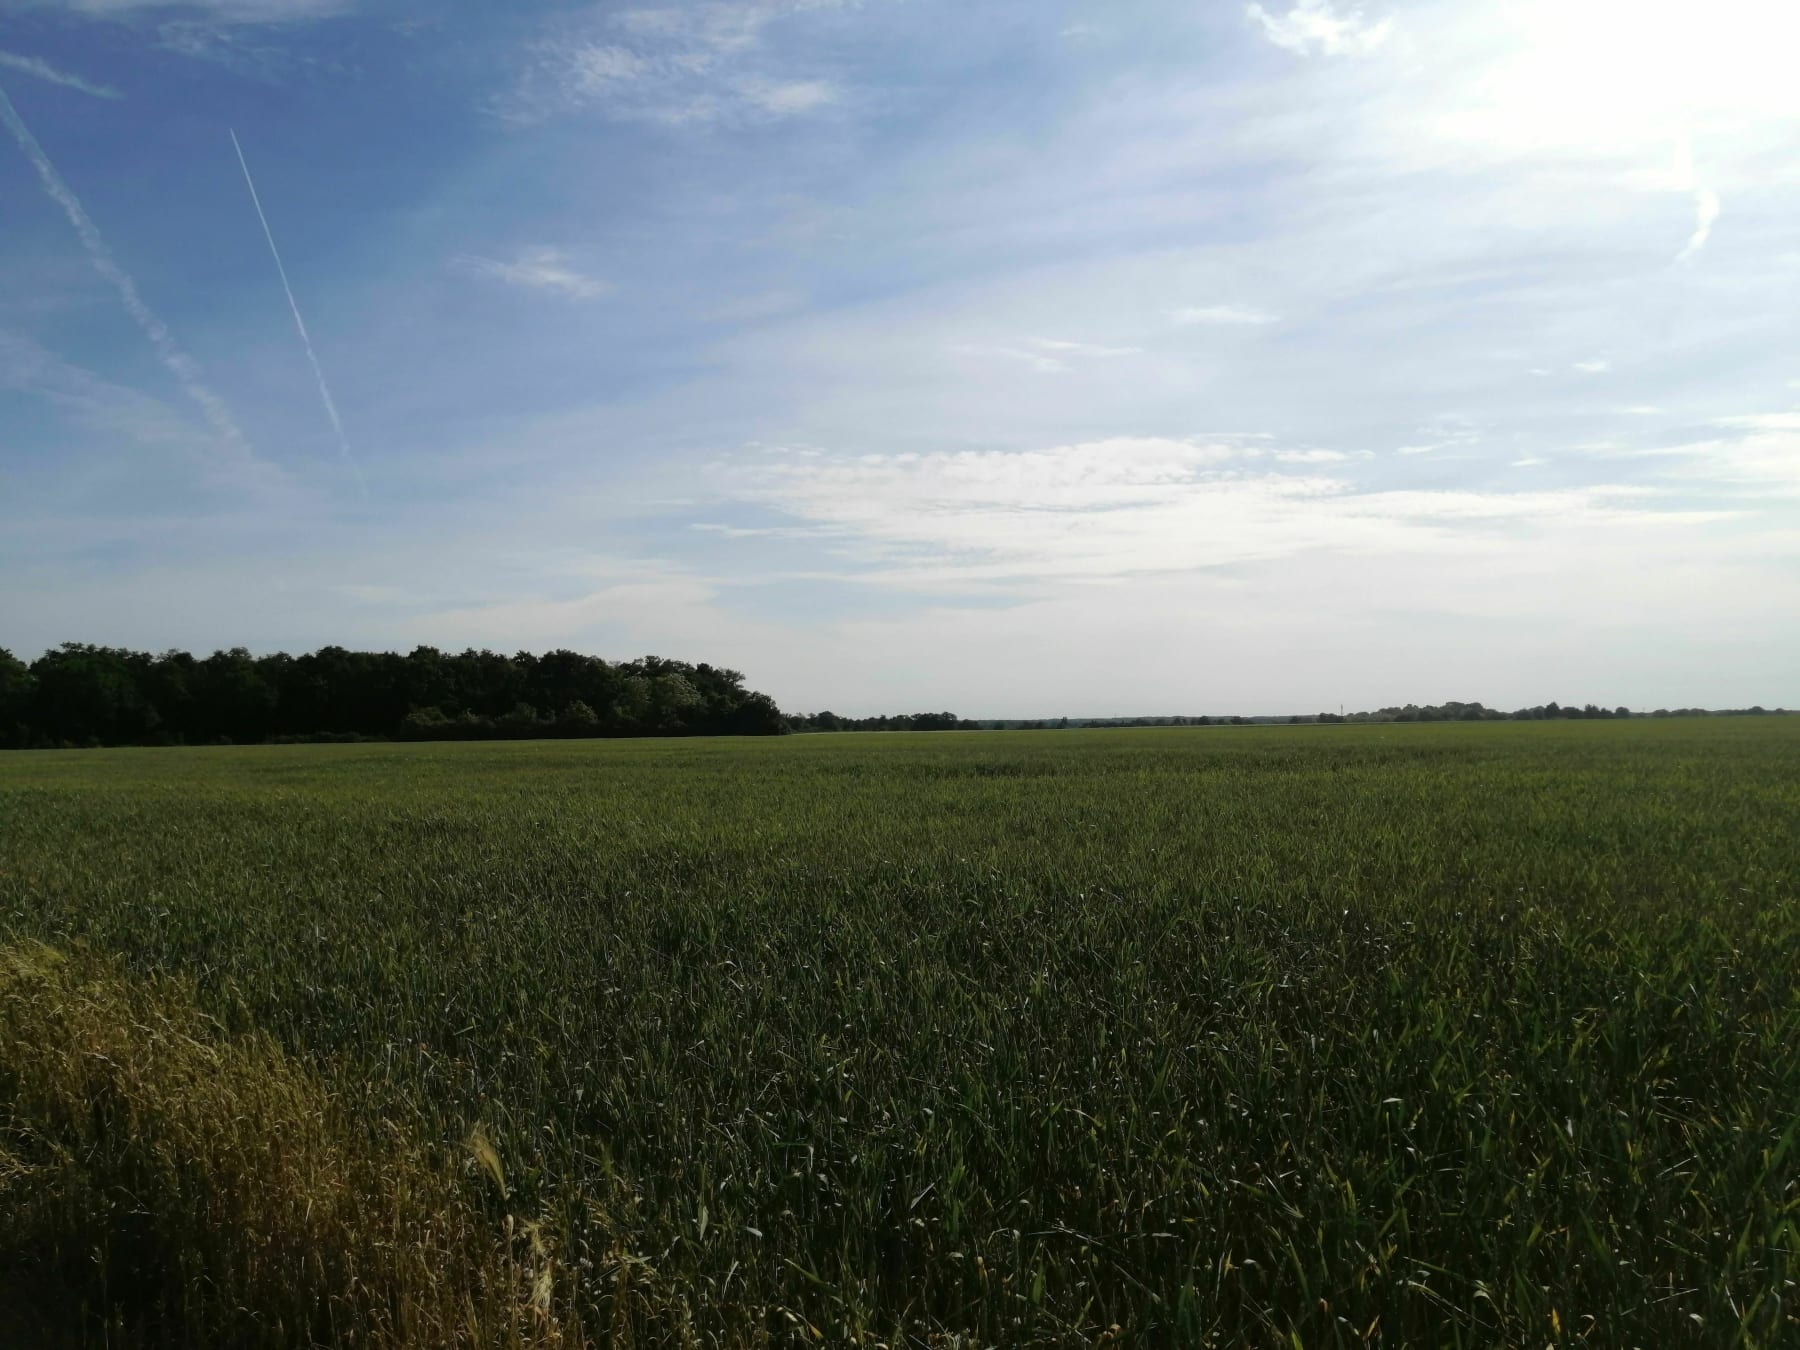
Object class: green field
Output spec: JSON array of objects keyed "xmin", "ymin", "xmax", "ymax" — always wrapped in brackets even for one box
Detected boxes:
[{"xmin": 3, "ymin": 721, "xmax": 1798, "ymax": 1346}]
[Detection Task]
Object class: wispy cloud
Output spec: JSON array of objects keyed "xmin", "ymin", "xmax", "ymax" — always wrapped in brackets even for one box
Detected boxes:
[
  {"xmin": 44, "ymin": 0, "xmax": 349, "ymax": 19},
  {"xmin": 725, "ymin": 436, "xmax": 1711, "ymax": 589},
  {"xmin": 1169, "ymin": 304, "xmax": 1277, "ymax": 326},
  {"xmin": 949, "ymin": 337, "xmax": 1142, "ymax": 374},
  {"xmin": 1720, "ymin": 413, "xmax": 1800, "ymax": 432},
  {"xmin": 460, "ymin": 247, "xmax": 612, "ymax": 301},
  {"xmin": 736, "ymin": 77, "xmax": 836, "ymax": 115},
  {"xmin": 1246, "ymin": 1, "xmax": 1392, "ymax": 57},
  {"xmin": 0, "ymin": 328, "xmax": 196, "ymax": 450},
  {"xmin": 499, "ymin": 1, "xmax": 849, "ymax": 126},
  {"xmin": 1650, "ymin": 414, "xmax": 1800, "ymax": 496},
  {"xmin": 0, "ymin": 78, "xmax": 254, "ymax": 467},
  {"xmin": 0, "ymin": 50, "xmax": 121, "ymax": 100},
  {"xmin": 1676, "ymin": 188, "xmax": 1721, "ymax": 262},
  {"xmin": 1574, "ymin": 359, "xmax": 1611, "ymax": 374},
  {"xmin": 1029, "ymin": 337, "xmax": 1142, "ymax": 359},
  {"xmin": 1274, "ymin": 449, "xmax": 1351, "ymax": 464},
  {"xmin": 1390, "ymin": 417, "xmax": 1483, "ymax": 459},
  {"xmin": 949, "ymin": 343, "xmax": 1066, "ymax": 374}
]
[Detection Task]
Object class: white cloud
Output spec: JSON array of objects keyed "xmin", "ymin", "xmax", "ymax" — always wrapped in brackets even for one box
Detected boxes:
[
  {"xmin": 460, "ymin": 247, "xmax": 611, "ymax": 301},
  {"xmin": 949, "ymin": 338, "xmax": 1142, "ymax": 373},
  {"xmin": 1650, "ymin": 416, "xmax": 1800, "ymax": 496},
  {"xmin": 949, "ymin": 343, "xmax": 1067, "ymax": 374},
  {"xmin": 403, "ymin": 573, "xmax": 747, "ymax": 654},
  {"xmin": 1569, "ymin": 414, "xmax": 1800, "ymax": 494},
  {"xmin": 42, "ymin": 0, "xmax": 347, "ymax": 20},
  {"xmin": 0, "ymin": 329, "xmax": 195, "ymax": 449},
  {"xmin": 736, "ymin": 77, "xmax": 836, "ymax": 115},
  {"xmin": 1274, "ymin": 449, "xmax": 1350, "ymax": 464},
  {"xmin": 1394, "ymin": 443, "xmax": 1444, "ymax": 456},
  {"xmin": 563, "ymin": 44, "xmax": 650, "ymax": 94},
  {"xmin": 1574, "ymin": 359, "xmax": 1611, "ymax": 374},
  {"xmin": 0, "ymin": 50, "xmax": 121, "ymax": 99},
  {"xmin": 1247, "ymin": 1, "xmax": 1392, "ymax": 57},
  {"xmin": 1723, "ymin": 414, "xmax": 1800, "ymax": 432},
  {"xmin": 1029, "ymin": 337, "xmax": 1142, "ymax": 358},
  {"xmin": 614, "ymin": 2, "xmax": 801, "ymax": 55},
  {"xmin": 1169, "ymin": 304, "xmax": 1277, "ymax": 326},
  {"xmin": 723, "ymin": 436, "xmax": 1711, "ymax": 589},
  {"xmin": 500, "ymin": 1, "xmax": 850, "ymax": 126},
  {"xmin": 1676, "ymin": 188, "xmax": 1721, "ymax": 262}
]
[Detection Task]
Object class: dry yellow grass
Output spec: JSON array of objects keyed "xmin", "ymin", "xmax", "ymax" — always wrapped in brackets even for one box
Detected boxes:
[{"xmin": 0, "ymin": 941, "xmax": 580, "ymax": 1349}]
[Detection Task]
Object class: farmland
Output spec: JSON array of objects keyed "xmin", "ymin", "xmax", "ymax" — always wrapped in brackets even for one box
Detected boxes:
[{"xmin": 2, "ymin": 720, "xmax": 1797, "ymax": 1346}]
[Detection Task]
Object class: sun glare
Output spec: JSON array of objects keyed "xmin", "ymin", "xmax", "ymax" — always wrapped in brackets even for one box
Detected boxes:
[{"xmin": 1450, "ymin": 0, "xmax": 1800, "ymax": 159}]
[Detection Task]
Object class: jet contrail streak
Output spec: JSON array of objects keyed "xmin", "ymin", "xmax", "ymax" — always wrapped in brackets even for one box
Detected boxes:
[
  {"xmin": 0, "ymin": 50, "xmax": 122, "ymax": 101},
  {"xmin": 230, "ymin": 127, "xmax": 357, "ymax": 477},
  {"xmin": 0, "ymin": 78, "xmax": 252, "ymax": 460}
]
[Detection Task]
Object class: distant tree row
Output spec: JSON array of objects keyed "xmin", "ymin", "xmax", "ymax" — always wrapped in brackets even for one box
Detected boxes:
[
  {"xmin": 994, "ymin": 716, "xmax": 1247, "ymax": 729},
  {"xmin": 1309, "ymin": 700, "xmax": 1784, "ymax": 724},
  {"xmin": 1314, "ymin": 700, "xmax": 1630, "ymax": 723},
  {"xmin": 885, "ymin": 703, "xmax": 1788, "ymax": 731},
  {"xmin": 0, "ymin": 644, "xmax": 785, "ymax": 749},
  {"xmin": 787, "ymin": 711, "xmax": 977, "ymax": 732}
]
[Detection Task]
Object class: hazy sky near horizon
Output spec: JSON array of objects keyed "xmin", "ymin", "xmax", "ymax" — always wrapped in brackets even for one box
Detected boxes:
[{"xmin": 2, "ymin": 0, "xmax": 1797, "ymax": 716}]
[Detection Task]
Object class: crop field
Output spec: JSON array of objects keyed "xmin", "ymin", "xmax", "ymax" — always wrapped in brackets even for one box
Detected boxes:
[{"xmin": 1, "ymin": 721, "xmax": 1797, "ymax": 1347}]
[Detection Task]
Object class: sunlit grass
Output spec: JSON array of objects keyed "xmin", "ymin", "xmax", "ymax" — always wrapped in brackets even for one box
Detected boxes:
[
  {"xmin": 0, "ymin": 942, "xmax": 575, "ymax": 1348},
  {"xmin": 2, "ymin": 721, "xmax": 1796, "ymax": 1345}
]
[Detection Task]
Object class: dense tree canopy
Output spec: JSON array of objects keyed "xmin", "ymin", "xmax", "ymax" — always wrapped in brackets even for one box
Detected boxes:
[
  {"xmin": 0, "ymin": 644, "xmax": 785, "ymax": 748},
  {"xmin": 788, "ymin": 711, "xmax": 976, "ymax": 733}
]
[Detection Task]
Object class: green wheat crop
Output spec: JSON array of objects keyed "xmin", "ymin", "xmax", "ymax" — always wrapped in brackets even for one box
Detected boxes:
[{"xmin": 1, "ymin": 720, "xmax": 1796, "ymax": 1346}]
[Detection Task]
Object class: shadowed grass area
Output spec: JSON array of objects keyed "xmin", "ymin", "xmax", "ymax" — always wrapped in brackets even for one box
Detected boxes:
[
  {"xmin": 1, "ymin": 721, "xmax": 1797, "ymax": 1344},
  {"xmin": 0, "ymin": 942, "xmax": 579, "ymax": 1349}
]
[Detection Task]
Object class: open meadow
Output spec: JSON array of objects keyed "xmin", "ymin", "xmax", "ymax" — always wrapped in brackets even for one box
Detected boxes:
[{"xmin": 2, "ymin": 720, "xmax": 1797, "ymax": 1347}]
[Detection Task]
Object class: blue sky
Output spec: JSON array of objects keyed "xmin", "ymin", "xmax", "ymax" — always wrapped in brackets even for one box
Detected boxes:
[{"xmin": 2, "ymin": 0, "xmax": 1797, "ymax": 715}]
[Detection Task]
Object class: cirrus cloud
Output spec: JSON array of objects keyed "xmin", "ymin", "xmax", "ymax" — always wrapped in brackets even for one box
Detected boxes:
[
  {"xmin": 1247, "ymin": 0, "xmax": 1393, "ymax": 57},
  {"xmin": 716, "ymin": 436, "xmax": 1720, "ymax": 590},
  {"xmin": 458, "ymin": 247, "xmax": 612, "ymax": 301}
]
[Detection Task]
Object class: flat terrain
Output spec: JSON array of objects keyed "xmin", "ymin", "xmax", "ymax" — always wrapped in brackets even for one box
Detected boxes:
[{"xmin": 2, "ymin": 722, "xmax": 1797, "ymax": 1346}]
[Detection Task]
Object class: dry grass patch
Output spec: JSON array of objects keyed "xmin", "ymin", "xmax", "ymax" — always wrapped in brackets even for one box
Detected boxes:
[{"xmin": 0, "ymin": 941, "xmax": 578, "ymax": 1348}]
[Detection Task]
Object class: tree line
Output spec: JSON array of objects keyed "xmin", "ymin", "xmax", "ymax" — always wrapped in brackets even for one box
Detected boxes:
[
  {"xmin": 818, "ymin": 702, "xmax": 1790, "ymax": 732},
  {"xmin": 0, "ymin": 643, "xmax": 785, "ymax": 748},
  {"xmin": 1304, "ymin": 700, "xmax": 1786, "ymax": 723},
  {"xmin": 3, "ymin": 645, "xmax": 1785, "ymax": 749},
  {"xmin": 787, "ymin": 711, "xmax": 977, "ymax": 733}
]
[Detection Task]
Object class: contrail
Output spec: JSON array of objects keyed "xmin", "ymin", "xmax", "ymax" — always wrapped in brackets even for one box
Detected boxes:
[
  {"xmin": 0, "ymin": 50, "xmax": 121, "ymax": 101},
  {"xmin": 230, "ymin": 128, "xmax": 357, "ymax": 478},
  {"xmin": 0, "ymin": 77, "xmax": 252, "ymax": 461}
]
